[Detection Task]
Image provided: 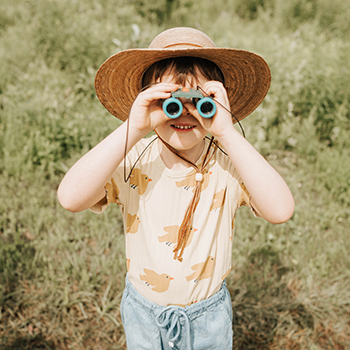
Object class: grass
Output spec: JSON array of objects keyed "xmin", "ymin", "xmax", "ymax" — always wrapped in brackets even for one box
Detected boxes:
[{"xmin": 1, "ymin": 0, "xmax": 350, "ymax": 348}]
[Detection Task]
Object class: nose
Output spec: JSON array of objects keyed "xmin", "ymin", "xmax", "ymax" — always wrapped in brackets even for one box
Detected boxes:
[
  {"xmin": 178, "ymin": 98, "xmax": 194, "ymax": 115},
  {"xmin": 178, "ymin": 96, "xmax": 192, "ymax": 105}
]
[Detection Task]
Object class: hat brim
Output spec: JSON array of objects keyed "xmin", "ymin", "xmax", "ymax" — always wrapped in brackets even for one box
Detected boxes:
[{"xmin": 95, "ymin": 48, "xmax": 271, "ymax": 122}]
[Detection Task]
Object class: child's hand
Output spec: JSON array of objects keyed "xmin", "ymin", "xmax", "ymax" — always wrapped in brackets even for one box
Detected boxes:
[
  {"xmin": 184, "ymin": 81, "xmax": 235, "ymax": 140},
  {"xmin": 128, "ymin": 83, "xmax": 179, "ymax": 136}
]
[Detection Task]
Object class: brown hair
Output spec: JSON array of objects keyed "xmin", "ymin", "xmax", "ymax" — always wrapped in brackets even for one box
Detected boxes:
[{"xmin": 142, "ymin": 56, "xmax": 225, "ymax": 88}]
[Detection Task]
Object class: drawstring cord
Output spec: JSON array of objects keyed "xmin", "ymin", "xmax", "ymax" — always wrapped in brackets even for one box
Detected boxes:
[
  {"xmin": 155, "ymin": 306, "xmax": 191, "ymax": 348},
  {"xmin": 156, "ymin": 133, "xmax": 218, "ymax": 261}
]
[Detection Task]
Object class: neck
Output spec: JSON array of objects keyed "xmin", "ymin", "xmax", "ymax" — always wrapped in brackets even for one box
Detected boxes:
[{"xmin": 157, "ymin": 138, "xmax": 205, "ymax": 171}]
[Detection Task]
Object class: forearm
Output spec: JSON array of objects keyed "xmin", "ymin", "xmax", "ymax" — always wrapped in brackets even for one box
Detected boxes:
[
  {"xmin": 57, "ymin": 122, "xmax": 146, "ymax": 212},
  {"xmin": 217, "ymin": 126, "xmax": 295, "ymax": 224},
  {"xmin": 58, "ymin": 82, "xmax": 179, "ymax": 212}
]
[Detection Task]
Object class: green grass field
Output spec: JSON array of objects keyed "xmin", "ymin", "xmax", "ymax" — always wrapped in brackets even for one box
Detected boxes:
[{"xmin": 1, "ymin": 0, "xmax": 350, "ymax": 349}]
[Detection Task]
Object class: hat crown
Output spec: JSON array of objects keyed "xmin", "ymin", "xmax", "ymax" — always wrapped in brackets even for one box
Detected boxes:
[
  {"xmin": 149, "ymin": 27, "xmax": 216, "ymax": 49},
  {"xmin": 95, "ymin": 27, "xmax": 271, "ymax": 122}
]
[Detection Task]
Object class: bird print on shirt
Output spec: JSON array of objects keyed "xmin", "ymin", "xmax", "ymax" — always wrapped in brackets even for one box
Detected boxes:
[
  {"xmin": 158, "ymin": 225, "xmax": 198, "ymax": 247},
  {"xmin": 239, "ymin": 182, "xmax": 251, "ymax": 207},
  {"xmin": 229, "ymin": 214, "xmax": 236, "ymax": 242},
  {"xmin": 126, "ymin": 259, "xmax": 130, "ymax": 272},
  {"xmin": 222, "ymin": 268, "xmax": 231, "ymax": 281},
  {"xmin": 174, "ymin": 300, "xmax": 198, "ymax": 308},
  {"xmin": 185, "ymin": 256, "xmax": 216, "ymax": 282},
  {"xmin": 175, "ymin": 169, "xmax": 212, "ymax": 192},
  {"xmin": 126, "ymin": 213, "xmax": 140, "ymax": 234},
  {"xmin": 140, "ymin": 269, "xmax": 174, "ymax": 293},
  {"xmin": 105, "ymin": 178, "xmax": 120, "ymax": 204},
  {"xmin": 210, "ymin": 189, "xmax": 226, "ymax": 211},
  {"xmin": 129, "ymin": 168, "xmax": 152, "ymax": 195}
]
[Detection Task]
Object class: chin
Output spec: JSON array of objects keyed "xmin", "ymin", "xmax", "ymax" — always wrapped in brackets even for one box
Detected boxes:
[{"xmin": 168, "ymin": 136, "xmax": 204, "ymax": 150}]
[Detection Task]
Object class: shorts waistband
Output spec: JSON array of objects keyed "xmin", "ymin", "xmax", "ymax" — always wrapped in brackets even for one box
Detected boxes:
[{"xmin": 123, "ymin": 275, "xmax": 228, "ymax": 320}]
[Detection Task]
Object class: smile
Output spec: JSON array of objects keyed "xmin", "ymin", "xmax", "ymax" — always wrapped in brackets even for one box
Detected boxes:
[{"xmin": 172, "ymin": 125, "xmax": 195, "ymax": 130}]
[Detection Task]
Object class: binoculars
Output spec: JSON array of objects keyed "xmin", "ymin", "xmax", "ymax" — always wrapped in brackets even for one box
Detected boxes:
[{"xmin": 162, "ymin": 88, "xmax": 216, "ymax": 119}]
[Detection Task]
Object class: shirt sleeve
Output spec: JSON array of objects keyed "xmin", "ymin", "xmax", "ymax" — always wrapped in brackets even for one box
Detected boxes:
[
  {"xmin": 238, "ymin": 182, "xmax": 250, "ymax": 207},
  {"xmin": 89, "ymin": 174, "xmax": 124, "ymax": 214},
  {"xmin": 227, "ymin": 159, "xmax": 260, "ymax": 217},
  {"xmin": 88, "ymin": 136, "xmax": 155, "ymax": 214},
  {"xmin": 89, "ymin": 195, "xmax": 108, "ymax": 214},
  {"xmin": 238, "ymin": 182, "xmax": 260, "ymax": 217}
]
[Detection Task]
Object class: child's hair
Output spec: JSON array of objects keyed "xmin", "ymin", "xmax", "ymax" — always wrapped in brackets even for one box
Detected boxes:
[{"xmin": 142, "ymin": 57, "xmax": 225, "ymax": 88}]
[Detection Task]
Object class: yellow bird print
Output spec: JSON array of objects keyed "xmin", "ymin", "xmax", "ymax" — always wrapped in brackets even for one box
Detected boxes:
[
  {"xmin": 230, "ymin": 214, "xmax": 236, "ymax": 241},
  {"xmin": 174, "ymin": 300, "xmax": 198, "ymax": 308},
  {"xmin": 210, "ymin": 189, "xmax": 226, "ymax": 211},
  {"xmin": 222, "ymin": 268, "xmax": 231, "ymax": 281},
  {"xmin": 158, "ymin": 225, "xmax": 198, "ymax": 247},
  {"xmin": 140, "ymin": 269, "xmax": 174, "ymax": 293},
  {"xmin": 185, "ymin": 256, "xmax": 216, "ymax": 282},
  {"xmin": 129, "ymin": 168, "xmax": 152, "ymax": 195},
  {"xmin": 175, "ymin": 169, "xmax": 212, "ymax": 192},
  {"xmin": 126, "ymin": 213, "xmax": 140, "ymax": 234},
  {"xmin": 239, "ymin": 182, "xmax": 250, "ymax": 207},
  {"xmin": 105, "ymin": 178, "xmax": 120, "ymax": 203},
  {"xmin": 126, "ymin": 259, "xmax": 130, "ymax": 272}
]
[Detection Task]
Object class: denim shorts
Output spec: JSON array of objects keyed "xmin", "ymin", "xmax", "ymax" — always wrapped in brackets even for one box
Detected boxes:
[{"xmin": 120, "ymin": 275, "xmax": 233, "ymax": 350}]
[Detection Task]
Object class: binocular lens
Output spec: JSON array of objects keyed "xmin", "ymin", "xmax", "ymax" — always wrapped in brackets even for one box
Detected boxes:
[
  {"xmin": 166, "ymin": 102, "xmax": 180, "ymax": 116},
  {"xmin": 196, "ymin": 97, "xmax": 216, "ymax": 118},
  {"xmin": 163, "ymin": 97, "xmax": 182, "ymax": 118},
  {"xmin": 199, "ymin": 101, "xmax": 214, "ymax": 115},
  {"xmin": 163, "ymin": 96, "xmax": 216, "ymax": 119}
]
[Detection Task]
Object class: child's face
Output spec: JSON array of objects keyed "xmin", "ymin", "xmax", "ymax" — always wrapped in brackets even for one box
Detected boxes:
[{"xmin": 155, "ymin": 69, "xmax": 209, "ymax": 155}]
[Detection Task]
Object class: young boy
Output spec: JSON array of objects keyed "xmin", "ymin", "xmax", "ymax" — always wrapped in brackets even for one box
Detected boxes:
[{"xmin": 58, "ymin": 27, "xmax": 294, "ymax": 350}]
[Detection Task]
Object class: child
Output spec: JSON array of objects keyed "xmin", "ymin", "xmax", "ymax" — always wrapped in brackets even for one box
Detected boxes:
[{"xmin": 58, "ymin": 27, "xmax": 294, "ymax": 350}]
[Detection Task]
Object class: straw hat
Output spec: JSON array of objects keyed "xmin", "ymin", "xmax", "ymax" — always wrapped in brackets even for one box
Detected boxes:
[{"xmin": 95, "ymin": 27, "xmax": 271, "ymax": 122}]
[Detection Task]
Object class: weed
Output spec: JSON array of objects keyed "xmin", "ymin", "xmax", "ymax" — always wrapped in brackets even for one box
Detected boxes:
[{"xmin": 1, "ymin": 0, "xmax": 349, "ymax": 348}]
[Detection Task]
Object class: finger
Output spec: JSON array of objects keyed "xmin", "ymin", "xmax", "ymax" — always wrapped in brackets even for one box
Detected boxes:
[
  {"xmin": 142, "ymin": 83, "xmax": 179, "ymax": 94},
  {"xmin": 202, "ymin": 80, "xmax": 225, "ymax": 90},
  {"xmin": 141, "ymin": 91, "xmax": 172, "ymax": 104},
  {"xmin": 201, "ymin": 83, "xmax": 230, "ymax": 110},
  {"xmin": 138, "ymin": 83, "xmax": 179, "ymax": 104}
]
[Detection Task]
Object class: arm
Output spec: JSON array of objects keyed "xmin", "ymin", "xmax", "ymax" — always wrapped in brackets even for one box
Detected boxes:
[
  {"xmin": 185, "ymin": 81, "xmax": 294, "ymax": 224},
  {"xmin": 57, "ymin": 122, "xmax": 143, "ymax": 212},
  {"xmin": 217, "ymin": 127, "xmax": 295, "ymax": 224},
  {"xmin": 57, "ymin": 82, "xmax": 179, "ymax": 212}
]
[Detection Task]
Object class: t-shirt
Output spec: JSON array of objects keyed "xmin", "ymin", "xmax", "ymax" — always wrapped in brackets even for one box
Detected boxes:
[{"xmin": 90, "ymin": 135, "xmax": 253, "ymax": 306}]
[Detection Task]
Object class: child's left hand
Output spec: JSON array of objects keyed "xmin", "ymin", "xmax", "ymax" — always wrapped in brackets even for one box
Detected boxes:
[
  {"xmin": 185, "ymin": 83, "xmax": 295, "ymax": 225},
  {"xmin": 183, "ymin": 81, "xmax": 235, "ymax": 140}
]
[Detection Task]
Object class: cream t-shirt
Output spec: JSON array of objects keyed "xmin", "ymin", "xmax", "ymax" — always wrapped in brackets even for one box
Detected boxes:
[{"xmin": 90, "ymin": 135, "xmax": 253, "ymax": 306}]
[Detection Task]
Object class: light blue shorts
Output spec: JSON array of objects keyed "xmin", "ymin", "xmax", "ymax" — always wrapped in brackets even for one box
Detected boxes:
[{"xmin": 120, "ymin": 276, "xmax": 233, "ymax": 350}]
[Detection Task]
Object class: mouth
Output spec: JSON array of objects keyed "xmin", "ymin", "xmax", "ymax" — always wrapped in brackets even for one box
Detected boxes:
[{"xmin": 172, "ymin": 124, "xmax": 196, "ymax": 131}]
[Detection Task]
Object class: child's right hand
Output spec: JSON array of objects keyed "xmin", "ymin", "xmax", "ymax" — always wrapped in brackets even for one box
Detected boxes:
[
  {"xmin": 58, "ymin": 82, "xmax": 177, "ymax": 213},
  {"xmin": 128, "ymin": 83, "xmax": 179, "ymax": 136}
]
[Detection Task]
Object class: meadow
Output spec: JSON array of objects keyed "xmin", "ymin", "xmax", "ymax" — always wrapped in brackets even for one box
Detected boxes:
[{"xmin": 0, "ymin": 0, "xmax": 350, "ymax": 348}]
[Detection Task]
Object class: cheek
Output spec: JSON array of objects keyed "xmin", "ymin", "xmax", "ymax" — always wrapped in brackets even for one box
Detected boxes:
[
  {"xmin": 195, "ymin": 124, "xmax": 208, "ymax": 136},
  {"xmin": 154, "ymin": 122, "xmax": 171, "ymax": 138}
]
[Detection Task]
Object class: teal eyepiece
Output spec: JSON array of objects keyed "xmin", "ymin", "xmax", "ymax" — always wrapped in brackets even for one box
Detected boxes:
[
  {"xmin": 163, "ymin": 97, "xmax": 182, "ymax": 119},
  {"xmin": 162, "ymin": 88, "xmax": 216, "ymax": 119},
  {"xmin": 196, "ymin": 97, "xmax": 216, "ymax": 118}
]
